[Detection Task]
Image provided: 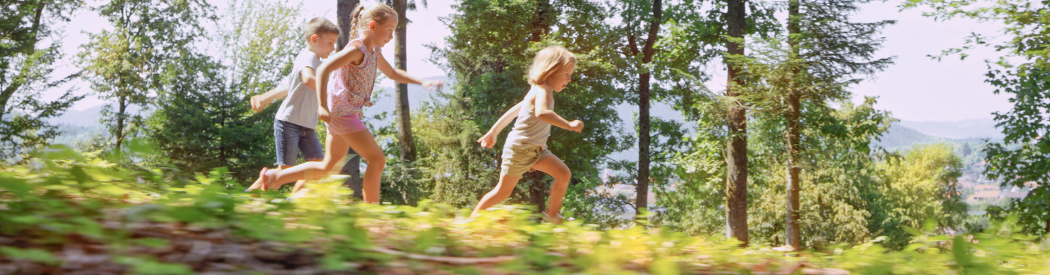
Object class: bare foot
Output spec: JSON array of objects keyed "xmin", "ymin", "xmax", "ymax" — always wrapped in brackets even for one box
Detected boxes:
[
  {"xmin": 245, "ymin": 175, "xmax": 265, "ymax": 192},
  {"xmin": 543, "ymin": 212, "xmax": 563, "ymax": 224}
]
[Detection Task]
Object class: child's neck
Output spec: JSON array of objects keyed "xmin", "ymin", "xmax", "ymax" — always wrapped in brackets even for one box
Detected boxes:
[{"xmin": 358, "ymin": 34, "xmax": 378, "ymax": 51}]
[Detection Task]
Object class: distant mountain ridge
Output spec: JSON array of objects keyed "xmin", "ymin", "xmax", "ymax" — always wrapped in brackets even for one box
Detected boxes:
[{"xmin": 898, "ymin": 118, "xmax": 1002, "ymax": 140}]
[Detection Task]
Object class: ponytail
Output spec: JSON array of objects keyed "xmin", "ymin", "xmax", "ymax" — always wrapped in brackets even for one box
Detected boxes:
[{"xmin": 348, "ymin": 4, "xmax": 366, "ymax": 39}]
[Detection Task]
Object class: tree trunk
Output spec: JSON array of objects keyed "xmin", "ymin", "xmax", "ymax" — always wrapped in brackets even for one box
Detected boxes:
[
  {"xmin": 337, "ymin": 0, "xmax": 359, "ymax": 51},
  {"xmin": 637, "ymin": 72, "xmax": 651, "ymax": 214},
  {"xmin": 1045, "ymin": 202, "xmax": 1050, "ymax": 234},
  {"xmin": 116, "ymin": 96, "xmax": 127, "ymax": 152},
  {"xmin": 635, "ymin": 0, "xmax": 662, "ymax": 215},
  {"xmin": 725, "ymin": 0, "xmax": 749, "ymax": 247},
  {"xmin": 531, "ymin": 0, "xmax": 551, "ymax": 42},
  {"xmin": 393, "ymin": 0, "xmax": 416, "ymax": 164},
  {"xmin": 527, "ymin": 172, "xmax": 547, "ymax": 214},
  {"xmin": 785, "ymin": 0, "xmax": 802, "ymax": 251},
  {"xmin": 337, "ymin": 0, "xmax": 363, "ymax": 199}
]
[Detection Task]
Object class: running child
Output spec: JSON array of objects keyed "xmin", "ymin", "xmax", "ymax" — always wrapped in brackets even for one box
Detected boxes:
[
  {"xmin": 257, "ymin": 2, "xmax": 441, "ymax": 204},
  {"xmin": 245, "ymin": 17, "xmax": 340, "ymax": 193},
  {"xmin": 471, "ymin": 46, "xmax": 582, "ymax": 223}
]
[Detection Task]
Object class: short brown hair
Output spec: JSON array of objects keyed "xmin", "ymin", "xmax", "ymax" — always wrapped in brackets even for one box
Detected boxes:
[
  {"xmin": 304, "ymin": 17, "xmax": 339, "ymax": 42},
  {"xmin": 528, "ymin": 46, "xmax": 576, "ymax": 86}
]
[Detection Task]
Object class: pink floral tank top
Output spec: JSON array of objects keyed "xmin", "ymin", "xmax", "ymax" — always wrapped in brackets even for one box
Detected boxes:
[{"xmin": 328, "ymin": 38, "xmax": 380, "ymax": 117}]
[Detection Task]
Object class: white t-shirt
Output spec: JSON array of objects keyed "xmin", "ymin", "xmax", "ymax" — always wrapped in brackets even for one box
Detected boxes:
[{"xmin": 275, "ymin": 49, "xmax": 322, "ymax": 129}]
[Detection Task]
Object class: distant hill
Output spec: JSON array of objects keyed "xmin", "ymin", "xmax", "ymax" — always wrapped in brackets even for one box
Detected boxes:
[
  {"xmin": 899, "ymin": 118, "xmax": 1002, "ymax": 140},
  {"xmin": 50, "ymin": 104, "xmax": 143, "ymax": 127}
]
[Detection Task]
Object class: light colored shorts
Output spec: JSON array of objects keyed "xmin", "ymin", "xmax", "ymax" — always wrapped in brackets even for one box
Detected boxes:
[
  {"xmin": 325, "ymin": 114, "xmax": 368, "ymax": 135},
  {"xmin": 500, "ymin": 144, "xmax": 553, "ymax": 177}
]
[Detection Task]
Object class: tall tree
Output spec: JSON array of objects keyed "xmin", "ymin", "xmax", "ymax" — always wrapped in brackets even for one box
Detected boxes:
[
  {"xmin": 735, "ymin": 0, "xmax": 893, "ymax": 249},
  {"xmin": 381, "ymin": 0, "xmax": 428, "ymax": 164},
  {"xmin": 337, "ymin": 0, "xmax": 364, "ymax": 198},
  {"xmin": 617, "ymin": 0, "xmax": 662, "ymax": 215},
  {"xmin": 78, "ymin": 0, "xmax": 215, "ymax": 153},
  {"xmin": 784, "ymin": 0, "xmax": 803, "ymax": 250},
  {"xmin": 0, "ymin": 0, "xmax": 85, "ymax": 163},
  {"xmin": 724, "ymin": 0, "xmax": 749, "ymax": 246}
]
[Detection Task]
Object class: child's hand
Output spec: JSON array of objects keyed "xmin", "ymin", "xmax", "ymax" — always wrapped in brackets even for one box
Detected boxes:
[
  {"xmin": 422, "ymin": 80, "xmax": 444, "ymax": 92},
  {"xmin": 477, "ymin": 132, "xmax": 497, "ymax": 149},
  {"xmin": 568, "ymin": 120, "xmax": 584, "ymax": 133},
  {"xmin": 317, "ymin": 108, "xmax": 331, "ymax": 123},
  {"xmin": 250, "ymin": 95, "xmax": 266, "ymax": 113}
]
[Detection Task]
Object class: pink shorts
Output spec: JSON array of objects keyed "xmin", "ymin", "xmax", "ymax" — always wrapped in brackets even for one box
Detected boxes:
[{"xmin": 325, "ymin": 114, "xmax": 367, "ymax": 135}]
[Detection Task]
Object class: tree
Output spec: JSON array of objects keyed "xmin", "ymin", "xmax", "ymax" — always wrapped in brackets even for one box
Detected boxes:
[
  {"xmin": 780, "ymin": 0, "xmax": 894, "ymax": 250},
  {"xmin": 78, "ymin": 0, "xmax": 216, "ymax": 153},
  {"xmin": 724, "ymin": 0, "xmax": 749, "ymax": 246},
  {"xmin": 337, "ymin": 0, "xmax": 364, "ymax": 198},
  {"xmin": 614, "ymin": 0, "xmax": 662, "ymax": 215},
  {"xmin": 381, "ymin": 0, "xmax": 428, "ymax": 164},
  {"xmin": 0, "ymin": 0, "xmax": 85, "ymax": 163},
  {"xmin": 147, "ymin": 0, "xmax": 302, "ymax": 183},
  {"xmin": 427, "ymin": 0, "xmax": 631, "ymax": 214}
]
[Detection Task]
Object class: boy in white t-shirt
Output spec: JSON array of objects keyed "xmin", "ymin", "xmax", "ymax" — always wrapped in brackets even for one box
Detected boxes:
[{"xmin": 245, "ymin": 18, "xmax": 339, "ymax": 193}]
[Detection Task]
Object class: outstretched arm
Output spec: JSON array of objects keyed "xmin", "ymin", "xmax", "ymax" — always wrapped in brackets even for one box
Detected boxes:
[
  {"xmin": 250, "ymin": 86, "xmax": 289, "ymax": 113},
  {"xmin": 315, "ymin": 45, "xmax": 365, "ymax": 122},
  {"xmin": 534, "ymin": 86, "xmax": 583, "ymax": 133},
  {"xmin": 478, "ymin": 102, "xmax": 522, "ymax": 149},
  {"xmin": 377, "ymin": 54, "xmax": 443, "ymax": 92}
]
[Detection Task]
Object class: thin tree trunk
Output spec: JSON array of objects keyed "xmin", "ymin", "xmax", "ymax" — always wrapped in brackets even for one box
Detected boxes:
[
  {"xmin": 525, "ymin": 0, "xmax": 552, "ymax": 213},
  {"xmin": 528, "ymin": 172, "xmax": 547, "ymax": 214},
  {"xmin": 531, "ymin": 0, "xmax": 551, "ymax": 42},
  {"xmin": 725, "ymin": 0, "xmax": 749, "ymax": 247},
  {"xmin": 116, "ymin": 96, "xmax": 127, "ymax": 152},
  {"xmin": 393, "ymin": 0, "xmax": 416, "ymax": 163},
  {"xmin": 785, "ymin": 0, "xmax": 803, "ymax": 251},
  {"xmin": 337, "ymin": 0, "xmax": 363, "ymax": 199},
  {"xmin": 1045, "ymin": 202, "xmax": 1050, "ymax": 234},
  {"xmin": 637, "ymin": 72, "xmax": 651, "ymax": 214},
  {"xmin": 635, "ymin": 0, "xmax": 662, "ymax": 215}
]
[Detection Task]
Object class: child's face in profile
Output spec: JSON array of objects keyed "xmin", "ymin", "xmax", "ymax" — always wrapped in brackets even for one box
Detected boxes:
[
  {"xmin": 546, "ymin": 64, "xmax": 576, "ymax": 92},
  {"xmin": 367, "ymin": 19, "xmax": 398, "ymax": 47},
  {"xmin": 313, "ymin": 33, "xmax": 339, "ymax": 59}
]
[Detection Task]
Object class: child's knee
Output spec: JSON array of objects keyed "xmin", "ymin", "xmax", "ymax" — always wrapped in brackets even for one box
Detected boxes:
[
  {"xmin": 553, "ymin": 168, "xmax": 571, "ymax": 181},
  {"xmin": 366, "ymin": 153, "xmax": 386, "ymax": 166}
]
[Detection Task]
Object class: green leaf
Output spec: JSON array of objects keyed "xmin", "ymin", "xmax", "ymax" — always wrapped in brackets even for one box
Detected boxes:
[{"xmin": 0, "ymin": 246, "xmax": 59, "ymax": 265}]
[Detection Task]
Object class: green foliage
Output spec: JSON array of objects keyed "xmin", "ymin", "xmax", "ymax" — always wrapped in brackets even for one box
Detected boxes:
[
  {"xmin": 874, "ymin": 143, "xmax": 968, "ymax": 249},
  {"xmin": 1, "ymin": 149, "xmax": 1049, "ymax": 274},
  {"xmin": 77, "ymin": 0, "xmax": 217, "ymax": 153},
  {"xmin": 146, "ymin": 0, "xmax": 302, "ymax": 184},
  {"xmin": 0, "ymin": 0, "xmax": 85, "ymax": 164},
  {"xmin": 425, "ymin": 0, "xmax": 632, "ymax": 214}
]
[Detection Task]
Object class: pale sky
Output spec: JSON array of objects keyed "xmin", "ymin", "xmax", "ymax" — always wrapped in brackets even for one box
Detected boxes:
[{"xmin": 44, "ymin": 0, "xmax": 1011, "ymax": 122}]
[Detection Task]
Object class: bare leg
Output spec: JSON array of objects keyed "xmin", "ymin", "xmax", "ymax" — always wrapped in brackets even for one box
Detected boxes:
[
  {"xmin": 339, "ymin": 129, "xmax": 386, "ymax": 204},
  {"xmin": 246, "ymin": 165, "xmax": 292, "ymax": 192},
  {"xmin": 471, "ymin": 174, "xmax": 523, "ymax": 217},
  {"xmin": 291, "ymin": 158, "xmax": 323, "ymax": 193},
  {"xmin": 530, "ymin": 155, "xmax": 571, "ymax": 224},
  {"xmin": 262, "ymin": 133, "xmax": 351, "ymax": 190}
]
